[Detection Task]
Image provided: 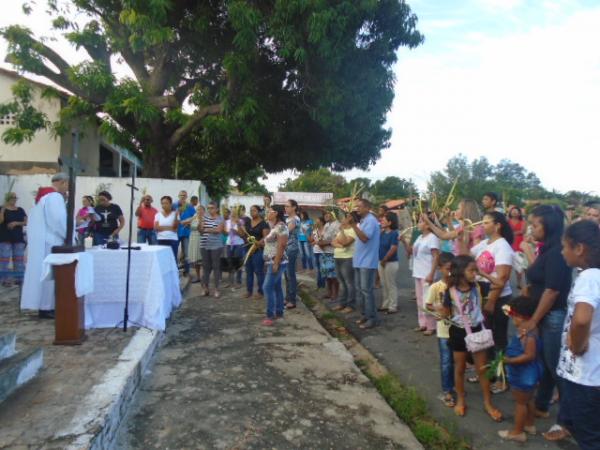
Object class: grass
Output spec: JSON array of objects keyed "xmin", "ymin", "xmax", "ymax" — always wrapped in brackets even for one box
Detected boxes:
[{"xmin": 299, "ymin": 287, "xmax": 471, "ymax": 450}]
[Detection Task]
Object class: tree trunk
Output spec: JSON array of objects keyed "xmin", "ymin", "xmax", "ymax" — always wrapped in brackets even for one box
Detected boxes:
[{"xmin": 141, "ymin": 146, "xmax": 176, "ymax": 178}]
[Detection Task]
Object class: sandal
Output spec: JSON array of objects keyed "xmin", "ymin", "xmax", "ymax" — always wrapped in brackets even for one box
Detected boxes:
[
  {"xmin": 467, "ymin": 375, "xmax": 479, "ymax": 383},
  {"xmin": 423, "ymin": 330, "xmax": 435, "ymax": 336},
  {"xmin": 442, "ymin": 393, "xmax": 456, "ymax": 408},
  {"xmin": 485, "ymin": 406, "xmax": 503, "ymax": 422},
  {"xmin": 542, "ymin": 425, "xmax": 570, "ymax": 441},
  {"xmin": 498, "ymin": 430, "xmax": 526, "ymax": 442},
  {"xmin": 454, "ymin": 404, "xmax": 467, "ymax": 417},
  {"xmin": 524, "ymin": 425, "xmax": 536, "ymax": 435},
  {"xmin": 491, "ymin": 381, "xmax": 508, "ymax": 394},
  {"xmin": 286, "ymin": 304, "xmax": 297, "ymax": 310},
  {"xmin": 262, "ymin": 318, "xmax": 274, "ymax": 326},
  {"xmin": 355, "ymin": 317, "xmax": 368, "ymax": 325},
  {"xmin": 385, "ymin": 309, "xmax": 397, "ymax": 315},
  {"xmin": 413, "ymin": 326, "xmax": 427, "ymax": 332}
]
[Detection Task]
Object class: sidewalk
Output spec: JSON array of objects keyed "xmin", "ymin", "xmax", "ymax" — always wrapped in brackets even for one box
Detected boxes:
[
  {"xmin": 296, "ymin": 267, "xmax": 579, "ymax": 450},
  {"xmin": 0, "ymin": 283, "xmax": 161, "ymax": 449},
  {"xmin": 115, "ymin": 283, "xmax": 422, "ymax": 450}
]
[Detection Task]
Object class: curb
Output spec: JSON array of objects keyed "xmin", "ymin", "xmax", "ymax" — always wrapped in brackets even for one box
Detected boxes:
[{"xmin": 52, "ymin": 328, "xmax": 163, "ymax": 450}]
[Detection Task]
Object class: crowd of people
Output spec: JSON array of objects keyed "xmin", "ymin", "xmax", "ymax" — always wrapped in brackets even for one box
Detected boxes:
[{"xmin": 2, "ymin": 178, "xmax": 600, "ymax": 449}]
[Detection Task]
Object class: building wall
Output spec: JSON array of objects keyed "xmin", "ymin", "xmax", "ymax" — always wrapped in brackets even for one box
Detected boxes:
[
  {"xmin": 0, "ymin": 73, "xmax": 62, "ymax": 165},
  {"xmin": 59, "ymin": 125, "xmax": 103, "ymax": 177},
  {"xmin": 0, "ymin": 174, "xmax": 210, "ymax": 242}
]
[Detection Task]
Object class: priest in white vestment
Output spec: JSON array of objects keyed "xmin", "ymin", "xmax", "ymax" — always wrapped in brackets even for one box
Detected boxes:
[{"xmin": 21, "ymin": 173, "xmax": 68, "ymax": 318}]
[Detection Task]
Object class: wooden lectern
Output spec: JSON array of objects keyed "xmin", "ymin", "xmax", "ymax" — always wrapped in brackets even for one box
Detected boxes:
[{"xmin": 53, "ymin": 258, "xmax": 86, "ymax": 345}]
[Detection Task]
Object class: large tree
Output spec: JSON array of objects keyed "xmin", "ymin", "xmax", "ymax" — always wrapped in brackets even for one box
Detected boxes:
[
  {"xmin": 370, "ymin": 176, "xmax": 417, "ymax": 201},
  {"xmin": 279, "ymin": 168, "xmax": 350, "ymax": 198},
  {"xmin": 1, "ymin": 0, "xmax": 423, "ymax": 189}
]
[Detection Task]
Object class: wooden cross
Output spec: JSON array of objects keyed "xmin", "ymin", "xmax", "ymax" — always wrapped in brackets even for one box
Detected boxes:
[{"xmin": 57, "ymin": 129, "xmax": 85, "ymax": 251}]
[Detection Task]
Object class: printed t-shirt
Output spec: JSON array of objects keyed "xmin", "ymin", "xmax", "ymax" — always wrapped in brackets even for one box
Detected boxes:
[
  {"xmin": 334, "ymin": 227, "xmax": 356, "ymax": 259},
  {"xmin": 471, "ymin": 237, "xmax": 514, "ymax": 297},
  {"xmin": 94, "ymin": 203, "xmax": 123, "ymax": 235},
  {"xmin": 443, "ymin": 285, "xmax": 485, "ymax": 328},
  {"xmin": 263, "ymin": 222, "xmax": 289, "ymax": 264},
  {"xmin": 412, "ymin": 233, "xmax": 441, "ymax": 279},
  {"xmin": 557, "ymin": 268, "xmax": 600, "ymax": 386},
  {"xmin": 138, "ymin": 205, "xmax": 158, "ymax": 229},
  {"xmin": 426, "ymin": 280, "xmax": 450, "ymax": 338},
  {"xmin": 155, "ymin": 211, "xmax": 178, "ymax": 240}
]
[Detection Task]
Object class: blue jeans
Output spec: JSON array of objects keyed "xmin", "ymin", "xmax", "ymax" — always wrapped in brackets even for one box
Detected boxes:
[
  {"xmin": 355, "ymin": 268, "xmax": 379, "ymax": 322},
  {"xmin": 285, "ymin": 248, "xmax": 299, "ymax": 304},
  {"xmin": 227, "ymin": 245, "xmax": 244, "ymax": 284},
  {"xmin": 93, "ymin": 232, "xmax": 115, "ymax": 246},
  {"xmin": 246, "ymin": 249, "xmax": 265, "ymax": 295},
  {"xmin": 158, "ymin": 239, "xmax": 179, "ymax": 262},
  {"xmin": 263, "ymin": 263, "xmax": 286, "ymax": 318},
  {"xmin": 558, "ymin": 378, "xmax": 600, "ymax": 450},
  {"xmin": 535, "ymin": 308, "xmax": 567, "ymax": 412},
  {"xmin": 314, "ymin": 253, "xmax": 326, "ymax": 288},
  {"xmin": 299, "ymin": 240, "xmax": 314, "ymax": 270},
  {"xmin": 137, "ymin": 229, "xmax": 157, "ymax": 245},
  {"xmin": 335, "ymin": 258, "xmax": 355, "ymax": 308},
  {"xmin": 438, "ymin": 338, "xmax": 455, "ymax": 394},
  {"xmin": 178, "ymin": 236, "xmax": 190, "ymax": 274}
]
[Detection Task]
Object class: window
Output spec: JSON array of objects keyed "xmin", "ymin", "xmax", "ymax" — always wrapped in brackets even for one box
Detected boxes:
[{"xmin": 0, "ymin": 113, "xmax": 16, "ymax": 126}]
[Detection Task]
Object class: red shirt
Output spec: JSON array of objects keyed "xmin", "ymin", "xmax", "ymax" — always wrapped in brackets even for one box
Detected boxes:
[
  {"xmin": 137, "ymin": 205, "xmax": 158, "ymax": 229},
  {"xmin": 509, "ymin": 219, "xmax": 525, "ymax": 252}
]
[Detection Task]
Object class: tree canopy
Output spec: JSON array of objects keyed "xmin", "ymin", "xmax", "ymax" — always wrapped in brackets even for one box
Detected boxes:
[
  {"xmin": 1, "ymin": 0, "xmax": 423, "ymax": 195},
  {"xmin": 279, "ymin": 168, "xmax": 417, "ymax": 203},
  {"xmin": 426, "ymin": 154, "xmax": 550, "ymax": 207}
]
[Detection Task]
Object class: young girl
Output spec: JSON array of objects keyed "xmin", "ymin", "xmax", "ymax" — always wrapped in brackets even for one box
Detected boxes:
[
  {"xmin": 411, "ymin": 214, "xmax": 440, "ymax": 335},
  {"xmin": 443, "ymin": 255, "xmax": 503, "ymax": 422},
  {"xmin": 378, "ymin": 212, "xmax": 400, "ymax": 314},
  {"xmin": 555, "ymin": 220, "xmax": 600, "ymax": 449},
  {"xmin": 76, "ymin": 195, "xmax": 97, "ymax": 243},
  {"xmin": 498, "ymin": 296, "xmax": 543, "ymax": 442}
]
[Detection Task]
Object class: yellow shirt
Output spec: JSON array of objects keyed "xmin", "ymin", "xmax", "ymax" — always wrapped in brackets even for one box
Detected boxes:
[
  {"xmin": 425, "ymin": 280, "xmax": 450, "ymax": 338},
  {"xmin": 333, "ymin": 227, "xmax": 356, "ymax": 259}
]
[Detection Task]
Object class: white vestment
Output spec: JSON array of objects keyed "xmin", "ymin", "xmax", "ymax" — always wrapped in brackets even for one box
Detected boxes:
[{"xmin": 20, "ymin": 192, "xmax": 67, "ymax": 311}]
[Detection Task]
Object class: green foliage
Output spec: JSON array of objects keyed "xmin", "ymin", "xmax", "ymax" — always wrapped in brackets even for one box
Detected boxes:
[
  {"xmin": 1, "ymin": 0, "xmax": 424, "ymax": 197},
  {"xmin": 427, "ymin": 154, "xmax": 548, "ymax": 207},
  {"xmin": 371, "ymin": 176, "xmax": 418, "ymax": 201},
  {"xmin": 0, "ymin": 80, "xmax": 50, "ymax": 144},
  {"xmin": 279, "ymin": 168, "xmax": 350, "ymax": 198}
]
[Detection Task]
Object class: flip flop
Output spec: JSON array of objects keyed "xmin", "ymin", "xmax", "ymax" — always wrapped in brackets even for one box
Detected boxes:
[
  {"xmin": 542, "ymin": 425, "xmax": 570, "ymax": 441},
  {"xmin": 454, "ymin": 404, "xmax": 467, "ymax": 417},
  {"xmin": 485, "ymin": 407, "xmax": 503, "ymax": 423}
]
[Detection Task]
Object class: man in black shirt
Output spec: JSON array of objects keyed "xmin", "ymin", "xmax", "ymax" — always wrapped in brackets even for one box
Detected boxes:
[{"xmin": 93, "ymin": 191, "xmax": 125, "ymax": 245}]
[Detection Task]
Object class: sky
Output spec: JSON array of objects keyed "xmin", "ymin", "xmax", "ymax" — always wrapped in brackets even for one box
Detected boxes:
[{"xmin": 1, "ymin": 1, "xmax": 599, "ymax": 194}]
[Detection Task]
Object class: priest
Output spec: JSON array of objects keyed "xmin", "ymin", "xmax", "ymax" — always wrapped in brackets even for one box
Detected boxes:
[{"xmin": 21, "ymin": 173, "xmax": 69, "ymax": 319}]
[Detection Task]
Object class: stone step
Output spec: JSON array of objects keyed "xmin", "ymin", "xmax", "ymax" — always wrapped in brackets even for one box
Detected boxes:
[
  {"xmin": 0, "ymin": 332, "xmax": 16, "ymax": 360},
  {"xmin": 0, "ymin": 348, "xmax": 44, "ymax": 403}
]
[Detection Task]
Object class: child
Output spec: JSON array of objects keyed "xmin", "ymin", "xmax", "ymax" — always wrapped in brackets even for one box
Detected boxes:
[
  {"xmin": 411, "ymin": 214, "xmax": 440, "ymax": 335},
  {"xmin": 442, "ymin": 255, "xmax": 502, "ymax": 422},
  {"xmin": 498, "ymin": 296, "xmax": 543, "ymax": 442},
  {"xmin": 426, "ymin": 251, "xmax": 455, "ymax": 407},
  {"xmin": 555, "ymin": 220, "xmax": 600, "ymax": 450}
]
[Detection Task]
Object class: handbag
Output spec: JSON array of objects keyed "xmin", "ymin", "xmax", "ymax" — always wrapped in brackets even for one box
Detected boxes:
[{"xmin": 451, "ymin": 287, "xmax": 494, "ymax": 353}]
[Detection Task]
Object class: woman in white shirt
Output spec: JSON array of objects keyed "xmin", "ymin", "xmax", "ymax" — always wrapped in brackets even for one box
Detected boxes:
[
  {"xmin": 410, "ymin": 214, "xmax": 441, "ymax": 335},
  {"xmin": 155, "ymin": 196, "xmax": 180, "ymax": 262},
  {"xmin": 468, "ymin": 211, "xmax": 514, "ymax": 392}
]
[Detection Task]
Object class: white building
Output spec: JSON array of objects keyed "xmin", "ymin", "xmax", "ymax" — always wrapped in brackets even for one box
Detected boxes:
[{"xmin": 0, "ymin": 68, "xmax": 142, "ymax": 177}]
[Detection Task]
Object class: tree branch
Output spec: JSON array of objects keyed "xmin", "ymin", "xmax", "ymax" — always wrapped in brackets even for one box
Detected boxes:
[
  {"xmin": 148, "ymin": 95, "xmax": 179, "ymax": 109},
  {"xmin": 168, "ymin": 103, "xmax": 223, "ymax": 150}
]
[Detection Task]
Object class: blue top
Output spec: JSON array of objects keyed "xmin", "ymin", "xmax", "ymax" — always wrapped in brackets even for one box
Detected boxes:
[
  {"xmin": 506, "ymin": 333, "xmax": 543, "ymax": 390},
  {"xmin": 353, "ymin": 213, "xmax": 380, "ymax": 269},
  {"xmin": 174, "ymin": 202, "xmax": 196, "ymax": 238},
  {"xmin": 379, "ymin": 230, "xmax": 399, "ymax": 262},
  {"xmin": 299, "ymin": 219, "xmax": 313, "ymax": 242}
]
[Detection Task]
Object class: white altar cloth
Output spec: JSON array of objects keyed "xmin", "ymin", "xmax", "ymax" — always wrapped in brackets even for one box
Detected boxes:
[
  {"xmin": 41, "ymin": 252, "xmax": 95, "ymax": 297},
  {"xmin": 84, "ymin": 244, "xmax": 182, "ymax": 330}
]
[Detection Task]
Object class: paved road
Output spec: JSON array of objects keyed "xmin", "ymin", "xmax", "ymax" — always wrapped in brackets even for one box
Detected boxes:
[
  {"xmin": 115, "ymin": 283, "xmax": 422, "ymax": 450},
  {"xmin": 299, "ymin": 250, "xmax": 579, "ymax": 450}
]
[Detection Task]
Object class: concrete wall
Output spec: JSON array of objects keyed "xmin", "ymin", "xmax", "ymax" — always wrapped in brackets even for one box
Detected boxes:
[
  {"xmin": 0, "ymin": 174, "xmax": 210, "ymax": 242},
  {"xmin": 0, "ymin": 74, "xmax": 61, "ymax": 164}
]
